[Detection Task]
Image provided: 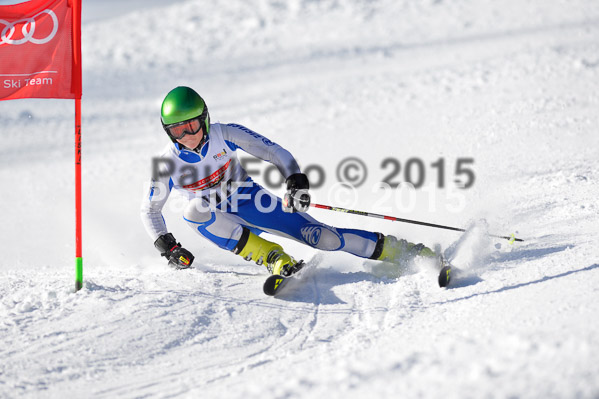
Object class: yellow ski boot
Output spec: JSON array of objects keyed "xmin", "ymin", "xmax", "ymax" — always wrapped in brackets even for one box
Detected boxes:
[
  {"xmin": 372, "ymin": 234, "xmax": 451, "ymax": 286},
  {"xmin": 373, "ymin": 234, "xmax": 436, "ymax": 262},
  {"xmin": 233, "ymin": 228, "xmax": 302, "ymax": 276}
]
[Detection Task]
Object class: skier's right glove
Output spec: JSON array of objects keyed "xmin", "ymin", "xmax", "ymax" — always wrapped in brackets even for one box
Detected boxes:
[
  {"xmin": 154, "ymin": 233, "xmax": 194, "ymax": 270},
  {"xmin": 283, "ymin": 173, "xmax": 311, "ymax": 213}
]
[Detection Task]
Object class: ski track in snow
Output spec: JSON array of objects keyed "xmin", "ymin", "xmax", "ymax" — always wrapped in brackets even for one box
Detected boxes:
[{"xmin": 1, "ymin": 0, "xmax": 599, "ymax": 398}]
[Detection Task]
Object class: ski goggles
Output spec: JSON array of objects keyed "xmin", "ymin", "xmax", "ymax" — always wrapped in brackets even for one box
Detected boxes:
[{"xmin": 164, "ymin": 117, "xmax": 203, "ymax": 140}]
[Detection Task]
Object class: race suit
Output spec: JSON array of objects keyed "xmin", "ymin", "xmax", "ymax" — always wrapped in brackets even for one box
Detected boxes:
[{"xmin": 140, "ymin": 123, "xmax": 380, "ymax": 258}]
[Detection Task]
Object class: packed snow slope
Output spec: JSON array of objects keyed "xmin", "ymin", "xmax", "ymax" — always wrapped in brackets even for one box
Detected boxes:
[{"xmin": 1, "ymin": 0, "xmax": 599, "ymax": 398}]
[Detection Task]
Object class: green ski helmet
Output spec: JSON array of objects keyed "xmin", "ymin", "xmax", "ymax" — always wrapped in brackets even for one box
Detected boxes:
[{"xmin": 161, "ymin": 86, "xmax": 210, "ymax": 145}]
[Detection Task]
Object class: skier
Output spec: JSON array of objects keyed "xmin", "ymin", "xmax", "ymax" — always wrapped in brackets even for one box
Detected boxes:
[{"xmin": 141, "ymin": 86, "xmax": 439, "ymax": 277}]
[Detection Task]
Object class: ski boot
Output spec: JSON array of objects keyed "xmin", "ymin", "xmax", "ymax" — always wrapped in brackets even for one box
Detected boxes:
[
  {"xmin": 233, "ymin": 228, "xmax": 303, "ymax": 277},
  {"xmin": 372, "ymin": 234, "xmax": 452, "ymax": 287},
  {"xmin": 371, "ymin": 234, "xmax": 436, "ymax": 262}
]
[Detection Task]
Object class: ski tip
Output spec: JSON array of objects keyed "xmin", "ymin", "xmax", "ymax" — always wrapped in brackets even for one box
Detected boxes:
[
  {"xmin": 438, "ymin": 265, "xmax": 451, "ymax": 288},
  {"xmin": 263, "ymin": 260, "xmax": 307, "ymax": 296},
  {"xmin": 263, "ymin": 274, "xmax": 286, "ymax": 296}
]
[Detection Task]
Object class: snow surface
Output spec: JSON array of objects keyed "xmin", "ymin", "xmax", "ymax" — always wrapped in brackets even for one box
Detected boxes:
[{"xmin": 1, "ymin": 0, "xmax": 599, "ymax": 398}]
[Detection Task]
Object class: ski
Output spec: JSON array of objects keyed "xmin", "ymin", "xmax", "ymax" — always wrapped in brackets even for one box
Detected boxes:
[
  {"xmin": 264, "ymin": 258, "xmax": 451, "ymax": 294},
  {"xmin": 438, "ymin": 265, "xmax": 452, "ymax": 287},
  {"xmin": 436, "ymin": 253, "xmax": 453, "ymax": 288},
  {"xmin": 263, "ymin": 260, "xmax": 305, "ymax": 296},
  {"xmin": 263, "ymin": 274, "xmax": 290, "ymax": 296}
]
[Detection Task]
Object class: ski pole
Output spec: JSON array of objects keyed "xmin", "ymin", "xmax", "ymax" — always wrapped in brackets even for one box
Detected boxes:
[{"xmin": 310, "ymin": 203, "xmax": 524, "ymax": 242}]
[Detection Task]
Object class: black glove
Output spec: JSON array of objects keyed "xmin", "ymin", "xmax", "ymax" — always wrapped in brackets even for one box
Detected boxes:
[
  {"xmin": 283, "ymin": 173, "xmax": 311, "ymax": 213},
  {"xmin": 154, "ymin": 233, "xmax": 194, "ymax": 269}
]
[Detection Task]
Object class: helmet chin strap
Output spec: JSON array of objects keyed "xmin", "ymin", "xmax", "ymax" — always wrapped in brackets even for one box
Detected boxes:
[{"xmin": 188, "ymin": 134, "xmax": 207, "ymax": 153}]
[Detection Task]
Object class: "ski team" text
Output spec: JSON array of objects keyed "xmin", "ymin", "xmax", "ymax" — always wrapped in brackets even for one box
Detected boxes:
[{"xmin": 3, "ymin": 77, "xmax": 53, "ymax": 89}]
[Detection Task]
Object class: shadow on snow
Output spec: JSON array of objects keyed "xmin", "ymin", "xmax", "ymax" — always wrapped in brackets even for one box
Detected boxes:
[{"xmin": 437, "ymin": 263, "xmax": 599, "ymax": 305}]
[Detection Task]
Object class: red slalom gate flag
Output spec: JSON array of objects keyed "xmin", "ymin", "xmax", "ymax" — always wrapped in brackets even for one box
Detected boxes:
[
  {"xmin": 0, "ymin": 0, "xmax": 81, "ymax": 100},
  {"xmin": 1, "ymin": 0, "xmax": 83, "ymax": 291}
]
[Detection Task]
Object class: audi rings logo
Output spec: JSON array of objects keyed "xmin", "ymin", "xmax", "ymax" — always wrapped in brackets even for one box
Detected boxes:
[{"xmin": 0, "ymin": 10, "xmax": 58, "ymax": 45}]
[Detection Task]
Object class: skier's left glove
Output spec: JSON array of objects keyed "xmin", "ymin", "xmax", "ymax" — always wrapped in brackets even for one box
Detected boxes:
[
  {"xmin": 283, "ymin": 173, "xmax": 310, "ymax": 213},
  {"xmin": 154, "ymin": 233, "xmax": 194, "ymax": 270}
]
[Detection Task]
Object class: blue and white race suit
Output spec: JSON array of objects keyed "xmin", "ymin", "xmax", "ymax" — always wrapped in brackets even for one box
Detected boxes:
[{"xmin": 140, "ymin": 123, "xmax": 379, "ymax": 258}]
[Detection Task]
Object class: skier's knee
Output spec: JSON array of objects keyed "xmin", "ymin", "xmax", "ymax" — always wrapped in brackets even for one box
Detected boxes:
[
  {"xmin": 183, "ymin": 199, "xmax": 212, "ymax": 224},
  {"xmin": 300, "ymin": 225, "xmax": 344, "ymax": 251}
]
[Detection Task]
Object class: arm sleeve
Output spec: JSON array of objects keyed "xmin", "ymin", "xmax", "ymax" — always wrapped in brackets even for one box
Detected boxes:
[
  {"xmin": 140, "ymin": 160, "xmax": 173, "ymax": 242},
  {"xmin": 222, "ymin": 123, "xmax": 301, "ymax": 179}
]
